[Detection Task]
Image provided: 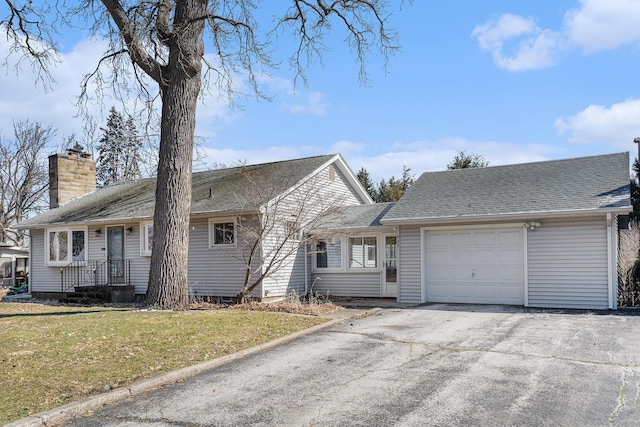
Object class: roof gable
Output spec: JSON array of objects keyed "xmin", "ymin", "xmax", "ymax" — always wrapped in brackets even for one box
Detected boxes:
[{"xmin": 383, "ymin": 152, "xmax": 632, "ymax": 223}]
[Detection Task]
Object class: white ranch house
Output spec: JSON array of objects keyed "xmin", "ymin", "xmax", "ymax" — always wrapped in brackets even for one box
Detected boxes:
[{"xmin": 17, "ymin": 151, "xmax": 631, "ymax": 309}]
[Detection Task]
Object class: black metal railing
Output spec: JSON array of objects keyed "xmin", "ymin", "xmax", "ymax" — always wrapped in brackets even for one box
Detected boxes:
[{"xmin": 60, "ymin": 259, "xmax": 131, "ymax": 293}]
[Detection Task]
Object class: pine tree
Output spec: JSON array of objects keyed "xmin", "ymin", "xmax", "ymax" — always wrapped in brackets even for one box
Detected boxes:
[
  {"xmin": 357, "ymin": 167, "xmax": 376, "ymax": 201},
  {"xmin": 122, "ymin": 115, "xmax": 142, "ymax": 181},
  {"xmin": 96, "ymin": 107, "xmax": 142, "ymax": 186}
]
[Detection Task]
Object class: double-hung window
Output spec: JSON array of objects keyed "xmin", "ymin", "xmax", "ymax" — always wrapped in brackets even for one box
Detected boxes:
[
  {"xmin": 46, "ymin": 228, "xmax": 87, "ymax": 266},
  {"xmin": 349, "ymin": 236, "xmax": 377, "ymax": 268}
]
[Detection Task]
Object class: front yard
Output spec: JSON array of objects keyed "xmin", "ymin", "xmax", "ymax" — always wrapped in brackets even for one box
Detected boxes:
[{"xmin": 0, "ymin": 301, "xmax": 328, "ymax": 424}]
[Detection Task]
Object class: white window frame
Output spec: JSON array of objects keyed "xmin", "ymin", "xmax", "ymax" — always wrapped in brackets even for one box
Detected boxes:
[
  {"xmin": 140, "ymin": 221, "xmax": 153, "ymax": 256},
  {"xmin": 349, "ymin": 236, "xmax": 378, "ymax": 269},
  {"xmin": 209, "ymin": 217, "xmax": 237, "ymax": 248},
  {"xmin": 313, "ymin": 237, "xmax": 343, "ymax": 271},
  {"xmin": 45, "ymin": 227, "xmax": 88, "ymax": 266}
]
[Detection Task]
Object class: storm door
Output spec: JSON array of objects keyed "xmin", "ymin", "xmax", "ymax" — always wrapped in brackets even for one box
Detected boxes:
[
  {"xmin": 106, "ymin": 226, "xmax": 125, "ymax": 284},
  {"xmin": 384, "ymin": 235, "xmax": 398, "ymax": 297}
]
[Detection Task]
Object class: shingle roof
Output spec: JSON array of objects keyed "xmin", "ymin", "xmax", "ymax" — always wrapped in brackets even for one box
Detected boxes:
[
  {"xmin": 383, "ymin": 152, "xmax": 631, "ymax": 223},
  {"xmin": 19, "ymin": 154, "xmax": 340, "ymax": 228},
  {"xmin": 314, "ymin": 203, "xmax": 395, "ymax": 231}
]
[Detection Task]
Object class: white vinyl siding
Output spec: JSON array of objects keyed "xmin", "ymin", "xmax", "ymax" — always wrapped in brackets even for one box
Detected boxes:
[
  {"xmin": 397, "ymin": 225, "xmax": 422, "ymax": 303},
  {"xmin": 30, "ymin": 229, "xmax": 60, "ymax": 293},
  {"xmin": 188, "ymin": 217, "xmax": 259, "ymax": 298},
  {"xmin": 261, "ymin": 163, "xmax": 364, "ymax": 297},
  {"xmin": 311, "ymin": 272, "xmax": 382, "ymax": 297},
  {"xmin": 527, "ymin": 217, "xmax": 609, "ymax": 309}
]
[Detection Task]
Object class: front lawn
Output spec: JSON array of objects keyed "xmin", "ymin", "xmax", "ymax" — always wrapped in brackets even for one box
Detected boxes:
[{"xmin": 0, "ymin": 302, "xmax": 326, "ymax": 424}]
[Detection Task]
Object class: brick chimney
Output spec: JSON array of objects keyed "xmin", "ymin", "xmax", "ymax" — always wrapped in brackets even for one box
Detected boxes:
[{"xmin": 49, "ymin": 149, "xmax": 96, "ymax": 209}]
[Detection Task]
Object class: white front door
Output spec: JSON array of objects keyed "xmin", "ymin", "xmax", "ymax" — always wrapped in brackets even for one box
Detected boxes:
[
  {"xmin": 383, "ymin": 235, "xmax": 398, "ymax": 298},
  {"xmin": 424, "ymin": 227, "xmax": 524, "ymax": 305}
]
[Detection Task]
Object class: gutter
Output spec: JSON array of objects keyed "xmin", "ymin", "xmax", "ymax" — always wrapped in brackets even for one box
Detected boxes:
[{"xmin": 380, "ymin": 207, "xmax": 632, "ymax": 226}]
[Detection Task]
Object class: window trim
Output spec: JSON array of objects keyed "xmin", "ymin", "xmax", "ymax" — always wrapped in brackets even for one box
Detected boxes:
[
  {"xmin": 45, "ymin": 227, "xmax": 88, "ymax": 266},
  {"xmin": 209, "ymin": 217, "xmax": 237, "ymax": 248},
  {"xmin": 140, "ymin": 221, "xmax": 153, "ymax": 256}
]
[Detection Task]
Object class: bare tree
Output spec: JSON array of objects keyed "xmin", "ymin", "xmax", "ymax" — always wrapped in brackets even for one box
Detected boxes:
[
  {"xmin": 619, "ymin": 220, "xmax": 640, "ymax": 307},
  {"xmin": 3, "ymin": 1, "xmax": 405, "ymax": 309},
  {"xmin": 0, "ymin": 120, "xmax": 53, "ymax": 245},
  {"xmin": 223, "ymin": 165, "xmax": 347, "ymax": 303}
]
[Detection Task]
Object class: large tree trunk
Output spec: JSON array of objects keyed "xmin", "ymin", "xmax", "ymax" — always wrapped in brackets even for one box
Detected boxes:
[{"xmin": 146, "ymin": 0, "xmax": 206, "ymax": 310}]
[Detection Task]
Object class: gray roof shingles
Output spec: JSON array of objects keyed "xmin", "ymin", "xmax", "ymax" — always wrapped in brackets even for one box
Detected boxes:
[
  {"xmin": 20, "ymin": 154, "xmax": 338, "ymax": 228},
  {"xmin": 383, "ymin": 152, "xmax": 632, "ymax": 222},
  {"xmin": 315, "ymin": 203, "xmax": 395, "ymax": 231}
]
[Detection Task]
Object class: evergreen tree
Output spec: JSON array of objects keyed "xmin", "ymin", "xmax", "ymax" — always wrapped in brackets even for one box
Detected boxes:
[
  {"xmin": 96, "ymin": 107, "xmax": 142, "ymax": 186},
  {"xmin": 357, "ymin": 167, "xmax": 376, "ymax": 201},
  {"xmin": 376, "ymin": 165, "xmax": 414, "ymax": 203},
  {"xmin": 447, "ymin": 150, "xmax": 489, "ymax": 169},
  {"xmin": 122, "ymin": 115, "xmax": 143, "ymax": 181}
]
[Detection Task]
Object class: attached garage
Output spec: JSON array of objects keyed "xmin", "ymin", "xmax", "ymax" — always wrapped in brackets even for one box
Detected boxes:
[
  {"xmin": 424, "ymin": 226, "xmax": 524, "ymax": 305},
  {"xmin": 382, "ymin": 152, "xmax": 631, "ymax": 310}
]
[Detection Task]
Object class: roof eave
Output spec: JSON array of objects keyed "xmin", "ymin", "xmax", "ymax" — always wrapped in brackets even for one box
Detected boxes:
[{"xmin": 380, "ymin": 206, "xmax": 633, "ymax": 226}]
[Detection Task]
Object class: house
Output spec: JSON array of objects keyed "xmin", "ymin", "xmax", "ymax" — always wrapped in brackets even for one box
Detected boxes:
[
  {"xmin": 311, "ymin": 152, "xmax": 631, "ymax": 309},
  {"xmin": 0, "ymin": 244, "xmax": 29, "ymax": 288},
  {"xmin": 17, "ymin": 151, "xmax": 372, "ymax": 300},
  {"xmin": 18, "ymin": 150, "xmax": 632, "ymax": 309}
]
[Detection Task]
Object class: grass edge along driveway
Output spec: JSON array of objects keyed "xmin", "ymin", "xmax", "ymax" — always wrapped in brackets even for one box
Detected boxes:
[{"xmin": 0, "ymin": 303, "xmax": 327, "ymax": 425}]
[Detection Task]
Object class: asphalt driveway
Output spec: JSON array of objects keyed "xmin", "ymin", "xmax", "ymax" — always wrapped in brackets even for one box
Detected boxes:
[{"xmin": 60, "ymin": 304, "xmax": 640, "ymax": 426}]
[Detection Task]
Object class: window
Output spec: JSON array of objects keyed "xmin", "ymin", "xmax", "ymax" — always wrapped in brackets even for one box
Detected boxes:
[
  {"xmin": 349, "ymin": 236, "xmax": 377, "ymax": 268},
  {"xmin": 286, "ymin": 221, "xmax": 301, "ymax": 241},
  {"xmin": 140, "ymin": 222, "xmax": 153, "ymax": 256},
  {"xmin": 209, "ymin": 218, "xmax": 236, "ymax": 247},
  {"xmin": 315, "ymin": 238, "xmax": 342, "ymax": 269},
  {"xmin": 46, "ymin": 228, "xmax": 87, "ymax": 266}
]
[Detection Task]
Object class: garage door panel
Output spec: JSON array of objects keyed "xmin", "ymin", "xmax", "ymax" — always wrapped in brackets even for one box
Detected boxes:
[
  {"xmin": 427, "ymin": 266, "xmax": 451, "ymax": 281},
  {"xmin": 498, "ymin": 230, "xmax": 522, "ymax": 245},
  {"xmin": 425, "ymin": 227, "xmax": 524, "ymax": 305},
  {"xmin": 427, "ymin": 233, "xmax": 450, "ymax": 248},
  {"xmin": 476, "ymin": 285, "xmax": 497, "ymax": 298},
  {"xmin": 450, "ymin": 232, "xmax": 472, "ymax": 246},
  {"xmin": 474, "ymin": 232, "xmax": 496, "ymax": 246}
]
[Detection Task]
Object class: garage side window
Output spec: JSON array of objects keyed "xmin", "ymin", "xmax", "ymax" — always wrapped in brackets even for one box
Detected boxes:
[
  {"xmin": 349, "ymin": 236, "xmax": 377, "ymax": 268},
  {"xmin": 316, "ymin": 238, "xmax": 342, "ymax": 269},
  {"xmin": 46, "ymin": 228, "xmax": 87, "ymax": 266}
]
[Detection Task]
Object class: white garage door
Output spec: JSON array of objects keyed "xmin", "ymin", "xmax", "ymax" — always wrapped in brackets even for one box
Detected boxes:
[{"xmin": 425, "ymin": 227, "xmax": 524, "ymax": 305}]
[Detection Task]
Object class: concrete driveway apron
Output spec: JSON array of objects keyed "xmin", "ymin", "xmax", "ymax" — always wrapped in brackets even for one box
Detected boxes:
[{"xmin": 60, "ymin": 304, "xmax": 640, "ymax": 427}]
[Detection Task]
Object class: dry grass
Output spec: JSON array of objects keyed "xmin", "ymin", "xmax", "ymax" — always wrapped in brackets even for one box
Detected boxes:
[{"xmin": 0, "ymin": 301, "xmax": 327, "ymax": 425}]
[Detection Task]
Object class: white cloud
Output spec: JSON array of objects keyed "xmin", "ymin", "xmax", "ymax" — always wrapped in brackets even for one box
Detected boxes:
[
  {"xmin": 287, "ymin": 91, "xmax": 329, "ymax": 115},
  {"xmin": 471, "ymin": 14, "xmax": 562, "ymax": 71},
  {"xmin": 555, "ymin": 99, "xmax": 640, "ymax": 147},
  {"xmin": 564, "ymin": 0, "xmax": 640, "ymax": 53},
  {"xmin": 330, "ymin": 140, "xmax": 364, "ymax": 154},
  {"xmin": 474, "ymin": 1, "xmax": 640, "ymax": 70}
]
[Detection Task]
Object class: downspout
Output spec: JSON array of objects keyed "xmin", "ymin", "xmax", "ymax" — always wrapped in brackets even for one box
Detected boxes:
[
  {"xmin": 606, "ymin": 213, "xmax": 615, "ymax": 310},
  {"xmin": 303, "ymin": 230, "xmax": 308, "ymax": 295}
]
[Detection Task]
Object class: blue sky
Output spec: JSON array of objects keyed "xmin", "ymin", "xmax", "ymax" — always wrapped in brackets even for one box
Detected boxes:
[{"xmin": 1, "ymin": 0, "xmax": 640, "ymax": 182}]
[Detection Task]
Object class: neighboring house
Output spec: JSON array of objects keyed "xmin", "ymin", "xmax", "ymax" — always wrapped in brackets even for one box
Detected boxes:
[
  {"xmin": 17, "ymin": 150, "xmax": 632, "ymax": 310},
  {"xmin": 16, "ymin": 152, "xmax": 372, "ymax": 300},
  {"xmin": 0, "ymin": 243, "xmax": 29, "ymax": 288}
]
